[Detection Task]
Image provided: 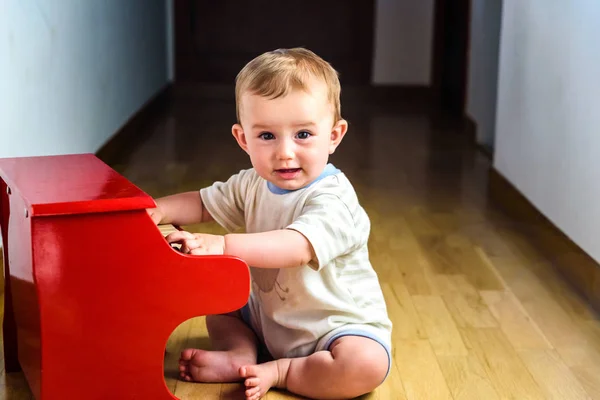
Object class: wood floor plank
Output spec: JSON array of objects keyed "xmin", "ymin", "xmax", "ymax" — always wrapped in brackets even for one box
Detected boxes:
[
  {"xmin": 405, "ymin": 207, "xmax": 443, "ymax": 237},
  {"xmin": 558, "ymin": 342, "xmax": 600, "ymax": 370},
  {"xmin": 412, "ymin": 295, "xmax": 468, "ymax": 356},
  {"xmin": 570, "ymin": 366, "xmax": 600, "ymax": 400},
  {"xmin": 402, "ymin": 265, "xmax": 440, "ymax": 298},
  {"xmin": 387, "ymin": 216, "xmax": 440, "ymax": 295},
  {"xmin": 414, "ymin": 235, "xmax": 461, "ymax": 276},
  {"xmin": 417, "ymin": 233, "xmax": 504, "ymax": 291},
  {"xmin": 518, "ymin": 349, "xmax": 591, "ymax": 400},
  {"xmin": 394, "ymin": 340, "xmax": 453, "ymax": 400},
  {"xmin": 484, "ymin": 255, "xmax": 586, "ymax": 349},
  {"xmin": 453, "ymin": 239, "xmax": 506, "ymax": 291},
  {"xmin": 554, "ymin": 333, "xmax": 600, "ymax": 400},
  {"xmin": 382, "ymin": 283, "xmax": 427, "ymax": 341},
  {"xmin": 435, "ymin": 275, "xmax": 498, "ymax": 328},
  {"xmin": 263, "ymin": 389, "xmax": 308, "ymax": 400},
  {"xmin": 219, "ymin": 384, "xmax": 250, "ymax": 400},
  {"xmin": 460, "ymin": 328, "xmax": 546, "ymax": 399},
  {"xmin": 175, "ymin": 381, "xmax": 224, "ymax": 400},
  {"xmin": 460, "ymin": 221, "xmax": 517, "ymax": 259},
  {"xmin": 437, "ymin": 354, "xmax": 500, "ymax": 400},
  {"xmin": 482, "ymin": 240, "xmax": 597, "ymax": 322},
  {"xmin": 480, "ymin": 290, "xmax": 552, "ymax": 351}
]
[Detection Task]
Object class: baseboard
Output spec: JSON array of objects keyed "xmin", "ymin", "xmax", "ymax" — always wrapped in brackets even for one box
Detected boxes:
[
  {"xmin": 465, "ymin": 115, "xmax": 493, "ymax": 159},
  {"xmin": 488, "ymin": 168, "xmax": 600, "ymax": 312},
  {"xmin": 96, "ymin": 83, "xmax": 173, "ymax": 166},
  {"xmin": 465, "ymin": 115, "xmax": 477, "ymax": 142}
]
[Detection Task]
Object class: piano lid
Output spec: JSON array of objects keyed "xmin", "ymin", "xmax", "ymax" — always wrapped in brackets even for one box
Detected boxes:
[{"xmin": 0, "ymin": 153, "xmax": 155, "ymax": 217}]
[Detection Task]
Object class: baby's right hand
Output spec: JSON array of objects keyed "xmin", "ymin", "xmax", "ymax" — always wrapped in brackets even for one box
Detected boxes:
[{"xmin": 146, "ymin": 206, "xmax": 164, "ymax": 225}]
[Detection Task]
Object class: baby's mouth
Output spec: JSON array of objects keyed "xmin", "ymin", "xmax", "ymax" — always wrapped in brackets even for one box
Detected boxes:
[
  {"xmin": 275, "ymin": 168, "xmax": 302, "ymax": 179},
  {"xmin": 276, "ymin": 168, "xmax": 301, "ymax": 173}
]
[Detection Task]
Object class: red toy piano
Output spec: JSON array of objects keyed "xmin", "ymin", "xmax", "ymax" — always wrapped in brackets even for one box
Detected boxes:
[{"xmin": 0, "ymin": 153, "xmax": 250, "ymax": 399}]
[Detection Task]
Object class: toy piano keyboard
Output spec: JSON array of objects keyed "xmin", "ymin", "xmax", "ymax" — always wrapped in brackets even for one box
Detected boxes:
[{"xmin": 159, "ymin": 223, "xmax": 183, "ymax": 251}]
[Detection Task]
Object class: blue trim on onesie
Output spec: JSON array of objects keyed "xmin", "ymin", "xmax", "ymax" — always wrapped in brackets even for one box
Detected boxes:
[
  {"xmin": 240, "ymin": 303, "xmax": 252, "ymax": 326},
  {"xmin": 323, "ymin": 329, "xmax": 392, "ymax": 383}
]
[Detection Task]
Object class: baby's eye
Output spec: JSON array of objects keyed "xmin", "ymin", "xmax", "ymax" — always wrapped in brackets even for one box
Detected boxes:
[
  {"xmin": 296, "ymin": 131, "xmax": 311, "ymax": 139},
  {"xmin": 259, "ymin": 132, "xmax": 275, "ymax": 140}
]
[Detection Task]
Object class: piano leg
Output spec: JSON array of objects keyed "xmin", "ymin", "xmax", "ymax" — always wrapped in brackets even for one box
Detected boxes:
[
  {"xmin": 3, "ymin": 276, "xmax": 21, "ymax": 373},
  {"xmin": 1, "ymin": 180, "xmax": 21, "ymax": 373}
]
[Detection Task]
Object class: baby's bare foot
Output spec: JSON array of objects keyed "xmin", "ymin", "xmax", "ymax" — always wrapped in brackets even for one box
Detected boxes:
[
  {"xmin": 178, "ymin": 348, "xmax": 255, "ymax": 383},
  {"xmin": 239, "ymin": 360, "xmax": 290, "ymax": 400}
]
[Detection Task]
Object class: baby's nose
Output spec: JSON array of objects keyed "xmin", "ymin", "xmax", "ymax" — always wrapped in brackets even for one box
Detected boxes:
[{"xmin": 276, "ymin": 140, "xmax": 295, "ymax": 159}]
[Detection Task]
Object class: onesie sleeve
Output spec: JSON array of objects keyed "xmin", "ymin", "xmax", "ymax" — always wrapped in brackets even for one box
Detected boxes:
[
  {"xmin": 199, "ymin": 169, "xmax": 254, "ymax": 232},
  {"xmin": 287, "ymin": 193, "xmax": 364, "ymax": 271}
]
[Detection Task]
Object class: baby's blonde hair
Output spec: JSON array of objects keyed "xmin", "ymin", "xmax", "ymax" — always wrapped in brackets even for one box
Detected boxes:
[{"xmin": 235, "ymin": 48, "xmax": 342, "ymax": 124}]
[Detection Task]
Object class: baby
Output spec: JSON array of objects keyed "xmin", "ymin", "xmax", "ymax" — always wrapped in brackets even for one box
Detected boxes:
[{"xmin": 148, "ymin": 48, "xmax": 392, "ymax": 400}]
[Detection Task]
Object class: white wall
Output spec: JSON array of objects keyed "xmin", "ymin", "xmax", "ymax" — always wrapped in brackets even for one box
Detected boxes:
[
  {"xmin": 494, "ymin": 1, "xmax": 600, "ymax": 263},
  {"xmin": 466, "ymin": 0, "xmax": 503, "ymax": 149},
  {"xmin": 372, "ymin": 0, "xmax": 435, "ymax": 85},
  {"xmin": 0, "ymin": 0, "xmax": 169, "ymax": 158}
]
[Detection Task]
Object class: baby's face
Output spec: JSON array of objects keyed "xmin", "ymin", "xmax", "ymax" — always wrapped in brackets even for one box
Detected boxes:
[{"xmin": 233, "ymin": 80, "xmax": 346, "ymax": 191}]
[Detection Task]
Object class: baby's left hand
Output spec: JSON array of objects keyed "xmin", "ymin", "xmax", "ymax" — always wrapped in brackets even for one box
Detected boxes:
[{"xmin": 165, "ymin": 230, "xmax": 225, "ymax": 255}]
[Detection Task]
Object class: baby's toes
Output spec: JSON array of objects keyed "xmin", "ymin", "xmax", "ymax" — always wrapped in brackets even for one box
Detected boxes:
[
  {"xmin": 247, "ymin": 390, "xmax": 262, "ymax": 400},
  {"xmin": 245, "ymin": 383, "xmax": 261, "ymax": 397},
  {"xmin": 179, "ymin": 371, "xmax": 192, "ymax": 381},
  {"xmin": 245, "ymin": 377, "xmax": 260, "ymax": 388},
  {"xmin": 239, "ymin": 365, "xmax": 259, "ymax": 378},
  {"xmin": 245, "ymin": 387, "xmax": 260, "ymax": 399}
]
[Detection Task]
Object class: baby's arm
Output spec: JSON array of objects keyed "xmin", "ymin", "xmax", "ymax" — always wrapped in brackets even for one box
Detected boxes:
[
  {"xmin": 148, "ymin": 191, "xmax": 214, "ymax": 226},
  {"xmin": 224, "ymin": 230, "xmax": 314, "ymax": 269},
  {"xmin": 164, "ymin": 229, "xmax": 312, "ymax": 269}
]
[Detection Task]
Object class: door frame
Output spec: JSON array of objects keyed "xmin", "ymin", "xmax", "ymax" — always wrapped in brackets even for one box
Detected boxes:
[{"xmin": 430, "ymin": 0, "xmax": 472, "ymax": 115}]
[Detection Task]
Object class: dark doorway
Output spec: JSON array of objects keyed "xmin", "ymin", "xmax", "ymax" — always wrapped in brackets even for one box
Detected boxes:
[
  {"xmin": 174, "ymin": 0, "xmax": 375, "ymax": 85},
  {"xmin": 431, "ymin": 0, "xmax": 471, "ymax": 117}
]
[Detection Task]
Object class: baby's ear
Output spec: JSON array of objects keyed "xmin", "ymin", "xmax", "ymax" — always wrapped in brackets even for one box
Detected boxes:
[
  {"xmin": 329, "ymin": 119, "xmax": 348, "ymax": 154},
  {"xmin": 232, "ymin": 124, "xmax": 249, "ymax": 153}
]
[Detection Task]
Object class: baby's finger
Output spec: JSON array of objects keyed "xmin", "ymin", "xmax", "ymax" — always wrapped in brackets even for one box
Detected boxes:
[
  {"xmin": 165, "ymin": 231, "xmax": 195, "ymax": 244},
  {"xmin": 181, "ymin": 239, "xmax": 203, "ymax": 254},
  {"xmin": 189, "ymin": 247, "xmax": 210, "ymax": 255}
]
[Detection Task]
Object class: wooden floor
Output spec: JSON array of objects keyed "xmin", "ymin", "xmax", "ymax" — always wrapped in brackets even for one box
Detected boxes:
[{"xmin": 3, "ymin": 90, "xmax": 600, "ymax": 399}]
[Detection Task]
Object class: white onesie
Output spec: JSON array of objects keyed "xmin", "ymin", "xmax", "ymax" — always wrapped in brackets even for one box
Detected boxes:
[{"xmin": 200, "ymin": 164, "xmax": 392, "ymax": 364}]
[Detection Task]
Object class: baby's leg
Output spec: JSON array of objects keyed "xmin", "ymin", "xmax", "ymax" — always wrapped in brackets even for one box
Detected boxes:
[
  {"xmin": 240, "ymin": 335, "xmax": 389, "ymax": 400},
  {"xmin": 179, "ymin": 310, "xmax": 258, "ymax": 383}
]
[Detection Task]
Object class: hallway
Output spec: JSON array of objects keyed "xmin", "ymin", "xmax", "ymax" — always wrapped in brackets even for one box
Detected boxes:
[{"xmin": 3, "ymin": 91, "xmax": 600, "ymax": 399}]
